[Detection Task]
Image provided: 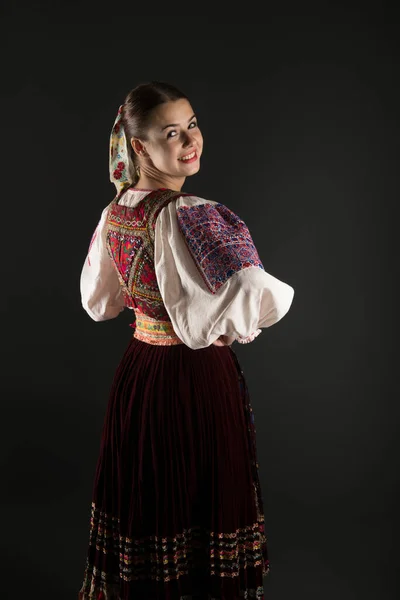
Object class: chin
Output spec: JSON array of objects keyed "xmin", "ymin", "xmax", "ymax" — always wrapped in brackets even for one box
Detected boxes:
[
  {"xmin": 191, "ymin": 164, "xmax": 201, "ymax": 175},
  {"xmin": 186, "ymin": 161, "xmax": 201, "ymax": 175}
]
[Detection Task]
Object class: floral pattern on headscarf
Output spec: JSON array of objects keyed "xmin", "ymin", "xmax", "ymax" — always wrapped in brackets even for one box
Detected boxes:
[{"xmin": 109, "ymin": 104, "xmax": 136, "ymax": 194}]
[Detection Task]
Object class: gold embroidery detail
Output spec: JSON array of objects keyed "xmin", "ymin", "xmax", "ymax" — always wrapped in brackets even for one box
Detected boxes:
[{"xmin": 133, "ymin": 310, "xmax": 183, "ymax": 346}]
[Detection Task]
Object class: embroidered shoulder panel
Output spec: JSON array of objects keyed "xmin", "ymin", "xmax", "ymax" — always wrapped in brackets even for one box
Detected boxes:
[{"xmin": 176, "ymin": 202, "xmax": 265, "ymax": 294}]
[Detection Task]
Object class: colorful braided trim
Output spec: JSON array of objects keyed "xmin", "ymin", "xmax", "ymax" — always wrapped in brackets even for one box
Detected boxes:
[{"xmin": 133, "ymin": 311, "xmax": 184, "ymax": 346}]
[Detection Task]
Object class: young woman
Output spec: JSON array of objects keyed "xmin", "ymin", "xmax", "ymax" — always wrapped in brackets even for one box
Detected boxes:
[{"xmin": 78, "ymin": 81, "xmax": 294, "ymax": 600}]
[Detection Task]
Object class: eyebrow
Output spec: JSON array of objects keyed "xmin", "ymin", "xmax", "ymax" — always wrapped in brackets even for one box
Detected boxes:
[{"xmin": 161, "ymin": 113, "xmax": 196, "ymax": 131}]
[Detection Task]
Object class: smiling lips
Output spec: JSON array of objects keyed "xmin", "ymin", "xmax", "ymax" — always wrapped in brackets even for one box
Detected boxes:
[{"xmin": 178, "ymin": 150, "xmax": 198, "ymax": 163}]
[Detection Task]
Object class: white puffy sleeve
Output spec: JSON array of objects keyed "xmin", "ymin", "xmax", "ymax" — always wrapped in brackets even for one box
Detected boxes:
[
  {"xmin": 154, "ymin": 195, "xmax": 295, "ymax": 350},
  {"xmin": 80, "ymin": 203, "xmax": 125, "ymax": 321}
]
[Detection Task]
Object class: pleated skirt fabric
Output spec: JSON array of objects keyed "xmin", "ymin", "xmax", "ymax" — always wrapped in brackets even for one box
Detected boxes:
[{"xmin": 78, "ymin": 337, "xmax": 270, "ymax": 600}]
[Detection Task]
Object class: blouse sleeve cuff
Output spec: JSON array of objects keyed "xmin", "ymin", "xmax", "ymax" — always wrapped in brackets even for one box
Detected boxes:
[{"xmin": 236, "ymin": 328, "xmax": 262, "ymax": 344}]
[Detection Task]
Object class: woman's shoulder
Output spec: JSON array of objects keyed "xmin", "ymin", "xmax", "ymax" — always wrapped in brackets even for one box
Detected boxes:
[
  {"xmin": 173, "ymin": 193, "xmax": 247, "ymax": 224},
  {"xmin": 174, "ymin": 193, "xmax": 220, "ymax": 209}
]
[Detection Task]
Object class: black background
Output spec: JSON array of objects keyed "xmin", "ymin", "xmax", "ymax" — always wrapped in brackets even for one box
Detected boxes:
[{"xmin": 0, "ymin": 4, "xmax": 398, "ymax": 599}]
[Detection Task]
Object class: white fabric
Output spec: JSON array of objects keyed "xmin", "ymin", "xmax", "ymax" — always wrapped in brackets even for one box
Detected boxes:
[
  {"xmin": 80, "ymin": 189, "xmax": 295, "ymax": 348},
  {"xmin": 80, "ymin": 201, "xmax": 125, "ymax": 321},
  {"xmin": 80, "ymin": 189, "xmax": 150, "ymax": 320},
  {"xmin": 154, "ymin": 195, "xmax": 294, "ymax": 349}
]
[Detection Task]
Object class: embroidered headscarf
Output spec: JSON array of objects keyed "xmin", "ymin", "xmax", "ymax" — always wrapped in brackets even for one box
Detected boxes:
[{"xmin": 109, "ymin": 104, "xmax": 137, "ymax": 194}]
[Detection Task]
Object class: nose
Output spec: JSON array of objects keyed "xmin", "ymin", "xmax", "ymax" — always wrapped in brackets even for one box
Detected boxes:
[{"xmin": 182, "ymin": 131, "xmax": 195, "ymax": 147}]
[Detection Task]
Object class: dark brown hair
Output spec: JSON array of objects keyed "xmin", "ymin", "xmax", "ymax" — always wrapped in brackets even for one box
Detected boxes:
[{"xmin": 121, "ymin": 81, "xmax": 189, "ymax": 184}]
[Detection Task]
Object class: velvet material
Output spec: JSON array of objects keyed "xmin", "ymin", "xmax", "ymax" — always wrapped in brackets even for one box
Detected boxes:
[{"xmin": 78, "ymin": 337, "xmax": 269, "ymax": 599}]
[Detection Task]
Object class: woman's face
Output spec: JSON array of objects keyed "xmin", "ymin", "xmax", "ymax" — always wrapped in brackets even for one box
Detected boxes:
[{"xmin": 136, "ymin": 98, "xmax": 203, "ymax": 179}]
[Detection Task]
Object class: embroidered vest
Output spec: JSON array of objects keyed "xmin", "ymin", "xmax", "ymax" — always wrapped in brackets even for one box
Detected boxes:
[{"xmin": 105, "ymin": 187, "xmax": 189, "ymax": 346}]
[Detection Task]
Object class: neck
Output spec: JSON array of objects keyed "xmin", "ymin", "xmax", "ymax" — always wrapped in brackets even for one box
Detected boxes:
[{"xmin": 135, "ymin": 172, "xmax": 186, "ymax": 193}]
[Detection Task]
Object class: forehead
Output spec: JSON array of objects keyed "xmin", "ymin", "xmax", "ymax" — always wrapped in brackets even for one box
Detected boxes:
[{"xmin": 149, "ymin": 98, "xmax": 195, "ymax": 129}]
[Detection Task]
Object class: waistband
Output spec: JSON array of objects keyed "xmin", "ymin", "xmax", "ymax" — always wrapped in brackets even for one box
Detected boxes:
[{"xmin": 133, "ymin": 311, "xmax": 184, "ymax": 346}]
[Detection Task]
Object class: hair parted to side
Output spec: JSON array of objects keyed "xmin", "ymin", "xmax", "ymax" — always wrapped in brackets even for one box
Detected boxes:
[{"xmin": 121, "ymin": 81, "xmax": 189, "ymax": 185}]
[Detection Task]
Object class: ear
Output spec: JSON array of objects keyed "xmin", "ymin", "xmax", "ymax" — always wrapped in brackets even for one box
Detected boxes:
[{"xmin": 131, "ymin": 137, "xmax": 145, "ymax": 157}]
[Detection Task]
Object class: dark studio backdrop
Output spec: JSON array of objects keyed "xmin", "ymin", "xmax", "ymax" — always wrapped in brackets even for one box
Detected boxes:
[{"xmin": 0, "ymin": 4, "xmax": 397, "ymax": 600}]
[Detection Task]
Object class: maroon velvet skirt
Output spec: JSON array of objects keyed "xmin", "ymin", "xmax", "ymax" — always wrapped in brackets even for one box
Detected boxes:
[{"xmin": 78, "ymin": 337, "xmax": 270, "ymax": 600}]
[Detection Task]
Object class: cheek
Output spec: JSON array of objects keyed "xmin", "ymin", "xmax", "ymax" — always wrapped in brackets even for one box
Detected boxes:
[
  {"xmin": 155, "ymin": 144, "xmax": 180, "ymax": 169},
  {"xmin": 151, "ymin": 144, "xmax": 175, "ymax": 165},
  {"xmin": 166, "ymin": 144, "xmax": 180, "ymax": 162}
]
